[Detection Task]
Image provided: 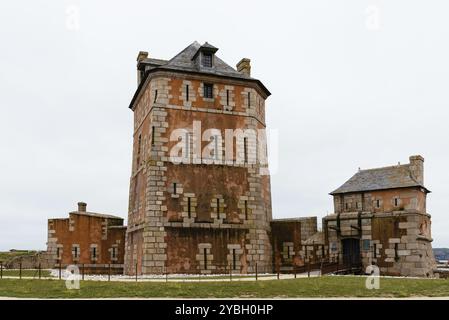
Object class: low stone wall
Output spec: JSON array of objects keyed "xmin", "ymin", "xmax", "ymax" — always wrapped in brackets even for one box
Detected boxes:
[{"xmin": 5, "ymin": 251, "xmax": 55, "ymax": 269}]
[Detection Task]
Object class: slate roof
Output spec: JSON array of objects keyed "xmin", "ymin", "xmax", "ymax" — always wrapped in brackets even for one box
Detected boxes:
[
  {"xmin": 330, "ymin": 164, "xmax": 429, "ymax": 195},
  {"xmin": 130, "ymin": 41, "xmax": 270, "ymax": 108},
  {"xmin": 140, "ymin": 41, "xmax": 249, "ymax": 80},
  {"xmin": 69, "ymin": 211, "xmax": 124, "ymax": 220}
]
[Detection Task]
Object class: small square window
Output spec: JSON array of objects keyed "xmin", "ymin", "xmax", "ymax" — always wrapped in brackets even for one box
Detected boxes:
[
  {"xmin": 203, "ymin": 83, "xmax": 213, "ymax": 99},
  {"xmin": 202, "ymin": 53, "xmax": 212, "ymax": 67}
]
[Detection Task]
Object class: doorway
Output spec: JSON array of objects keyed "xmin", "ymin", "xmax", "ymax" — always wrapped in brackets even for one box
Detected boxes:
[{"xmin": 342, "ymin": 238, "xmax": 360, "ymax": 266}]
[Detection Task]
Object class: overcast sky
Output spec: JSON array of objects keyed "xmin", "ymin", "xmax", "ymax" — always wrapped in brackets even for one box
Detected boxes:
[{"xmin": 1, "ymin": 0, "xmax": 448, "ymax": 251}]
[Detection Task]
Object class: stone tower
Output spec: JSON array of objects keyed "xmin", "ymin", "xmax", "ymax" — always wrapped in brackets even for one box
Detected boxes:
[{"xmin": 124, "ymin": 42, "xmax": 273, "ymax": 275}]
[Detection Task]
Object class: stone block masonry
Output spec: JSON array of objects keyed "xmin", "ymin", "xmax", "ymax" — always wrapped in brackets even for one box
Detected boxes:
[{"xmin": 125, "ymin": 42, "xmax": 273, "ymax": 275}]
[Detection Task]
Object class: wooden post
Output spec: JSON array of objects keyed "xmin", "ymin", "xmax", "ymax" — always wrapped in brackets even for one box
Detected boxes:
[
  {"xmin": 165, "ymin": 268, "xmax": 168, "ymax": 283},
  {"xmin": 19, "ymin": 261, "xmax": 22, "ymax": 279},
  {"xmin": 108, "ymin": 263, "xmax": 111, "ymax": 282},
  {"xmin": 307, "ymin": 261, "xmax": 310, "ymax": 278},
  {"xmin": 294, "ymin": 265, "xmax": 297, "ymax": 279},
  {"xmin": 135, "ymin": 263, "xmax": 138, "ymax": 282},
  {"xmin": 0, "ymin": 261, "xmax": 3, "ymax": 279},
  {"xmin": 59, "ymin": 261, "xmax": 62, "ymax": 280},
  {"xmin": 82, "ymin": 264, "xmax": 85, "ymax": 281},
  {"xmin": 38, "ymin": 263, "xmax": 41, "ymax": 279}
]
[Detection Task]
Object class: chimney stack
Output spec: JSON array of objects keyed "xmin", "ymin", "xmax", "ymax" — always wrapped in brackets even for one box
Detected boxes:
[
  {"xmin": 136, "ymin": 51, "xmax": 148, "ymax": 62},
  {"xmin": 409, "ymin": 155, "xmax": 424, "ymax": 185},
  {"xmin": 136, "ymin": 51, "xmax": 149, "ymax": 85},
  {"xmin": 77, "ymin": 202, "xmax": 87, "ymax": 212},
  {"xmin": 236, "ymin": 58, "xmax": 251, "ymax": 77}
]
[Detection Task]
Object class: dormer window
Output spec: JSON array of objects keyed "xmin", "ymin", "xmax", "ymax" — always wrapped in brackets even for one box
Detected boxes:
[
  {"xmin": 202, "ymin": 53, "xmax": 213, "ymax": 67},
  {"xmin": 192, "ymin": 42, "xmax": 218, "ymax": 69}
]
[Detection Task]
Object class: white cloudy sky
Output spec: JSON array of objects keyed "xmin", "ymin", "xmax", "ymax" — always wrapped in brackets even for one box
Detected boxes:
[{"xmin": 1, "ymin": 0, "xmax": 448, "ymax": 251}]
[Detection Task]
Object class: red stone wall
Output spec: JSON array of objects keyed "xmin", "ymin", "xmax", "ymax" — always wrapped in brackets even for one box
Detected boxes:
[{"xmin": 48, "ymin": 213, "xmax": 125, "ymax": 266}]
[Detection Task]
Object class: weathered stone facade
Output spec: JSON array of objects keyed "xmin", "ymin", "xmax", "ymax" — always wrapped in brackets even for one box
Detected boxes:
[
  {"xmin": 324, "ymin": 155, "xmax": 436, "ymax": 277},
  {"xmin": 124, "ymin": 42, "xmax": 273, "ymax": 275},
  {"xmin": 47, "ymin": 202, "xmax": 126, "ymax": 272}
]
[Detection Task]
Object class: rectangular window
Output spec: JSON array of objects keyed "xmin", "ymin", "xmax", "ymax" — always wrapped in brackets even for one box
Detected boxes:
[
  {"xmin": 112, "ymin": 247, "xmax": 117, "ymax": 260},
  {"xmin": 72, "ymin": 246, "xmax": 79, "ymax": 259},
  {"xmin": 151, "ymin": 126, "xmax": 155, "ymax": 146},
  {"xmin": 186, "ymin": 84, "xmax": 189, "ymax": 101},
  {"xmin": 203, "ymin": 248, "xmax": 208, "ymax": 270},
  {"xmin": 56, "ymin": 248, "xmax": 61, "ymax": 260},
  {"xmin": 92, "ymin": 247, "xmax": 97, "ymax": 260},
  {"xmin": 187, "ymin": 197, "xmax": 192, "ymax": 219},
  {"xmin": 373, "ymin": 243, "xmax": 377, "ymax": 258},
  {"xmin": 248, "ymin": 92, "xmax": 251, "ymax": 107},
  {"xmin": 376, "ymin": 199, "xmax": 380, "ymax": 208},
  {"xmin": 173, "ymin": 183, "xmax": 177, "ymax": 195},
  {"xmin": 362, "ymin": 239, "xmax": 370, "ymax": 251},
  {"xmin": 203, "ymin": 83, "xmax": 213, "ymax": 99},
  {"xmin": 243, "ymin": 137, "xmax": 248, "ymax": 163},
  {"xmin": 394, "ymin": 198, "xmax": 399, "ymax": 207},
  {"xmin": 216, "ymin": 198, "xmax": 220, "ymax": 215},
  {"xmin": 202, "ymin": 53, "xmax": 212, "ymax": 67},
  {"xmin": 394, "ymin": 243, "xmax": 399, "ymax": 260},
  {"xmin": 244, "ymin": 200, "xmax": 248, "ymax": 220},
  {"xmin": 232, "ymin": 249, "xmax": 237, "ymax": 270},
  {"xmin": 226, "ymin": 89, "xmax": 230, "ymax": 106},
  {"xmin": 154, "ymin": 89, "xmax": 158, "ymax": 103}
]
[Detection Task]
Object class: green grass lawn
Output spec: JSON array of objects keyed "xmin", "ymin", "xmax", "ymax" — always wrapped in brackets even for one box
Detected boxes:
[
  {"xmin": 1, "ymin": 269, "xmax": 51, "ymax": 278},
  {"xmin": 1, "ymin": 276, "xmax": 449, "ymax": 298}
]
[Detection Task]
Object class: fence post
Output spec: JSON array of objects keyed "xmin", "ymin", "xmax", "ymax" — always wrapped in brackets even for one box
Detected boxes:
[
  {"xmin": 294, "ymin": 265, "xmax": 297, "ymax": 279},
  {"xmin": 255, "ymin": 262, "xmax": 258, "ymax": 281},
  {"xmin": 39, "ymin": 263, "xmax": 41, "ymax": 279},
  {"xmin": 307, "ymin": 261, "xmax": 310, "ymax": 278},
  {"xmin": 320, "ymin": 259, "xmax": 323, "ymax": 277},
  {"xmin": 135, "ymin": 263, "xmax": 138, "ymax": 282},
  {"xmin": 82, "ymin": 264, "xmax": 85, "ymax": 281},
  {"xmin": 19, "ymin": 261, "xmax": 22, "ymax": 279},
  {"xmin": 0, "ymin": 261, "xmax": 2, "ymax": 279},
  {"xmin": 165, "ymin": 266, "xmax": 168, "ymax": 283},
  {"xmin": 59, "ymin": 261, "xmax": 62, "ymax": 280},
  {"xmin": 108, "ymin": 263, "xmax": 111, "ymax": 282}
]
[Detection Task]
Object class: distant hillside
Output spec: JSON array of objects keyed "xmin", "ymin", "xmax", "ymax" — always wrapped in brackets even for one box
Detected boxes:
[{"xmin": 433, "ymin": 248, "xmax": 449, "ymax": 261}]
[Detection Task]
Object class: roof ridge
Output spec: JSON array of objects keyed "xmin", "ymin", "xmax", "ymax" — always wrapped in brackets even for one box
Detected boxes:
[
  {"xmin": 166, "ymin": 41, "xmax": 200, "ymax": 64},
  {"xmin": 359, "ymin": 163, "xmax": 409, "ymax": 173}
]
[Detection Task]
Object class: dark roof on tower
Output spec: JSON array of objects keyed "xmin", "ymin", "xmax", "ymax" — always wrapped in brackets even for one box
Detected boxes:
[
  {"xmin": 130, "ymin": 41, "xmax": 270, "ymax": 108},
  {"xmin": 330, "ymin": 164, "xmax": 429, "ymax": 195}
]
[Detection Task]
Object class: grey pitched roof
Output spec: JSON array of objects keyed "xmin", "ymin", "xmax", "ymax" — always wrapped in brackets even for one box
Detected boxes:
[
  {"xmin": 69, "ymin": 211, "xmax": 123, "ymax": 220},
  {"xmin": 130, "ymin": 41, "xmax": 270, "ymax": 108},
  {"xmin": 144, "ymin": 41, "xmax": 249, "ymax": 79},
  {"xmin": 330, "ymin": 164, "xmax": 428, "ymax": 195}
]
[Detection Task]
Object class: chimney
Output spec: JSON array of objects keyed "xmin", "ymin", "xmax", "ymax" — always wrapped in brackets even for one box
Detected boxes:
[
  {"xmin": 409, "ymin": 155, "xmax": 424, "ymax": 185},
  {"xmin": 77, "ymin": 202, "xmax": 87, "ymax": 212},
  {"xmin": 136, "ymin": 51, "xmax": 148, "ymax": 63},
  {"xmin": 236, "ymin": 58, "xmax": 251, "ymax": 77},
  {"xmin": 136, "ymin": 51, "xmax": 149, "ymax": 85}
]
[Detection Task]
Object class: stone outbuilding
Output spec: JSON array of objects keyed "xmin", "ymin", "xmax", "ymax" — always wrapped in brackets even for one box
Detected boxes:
[
  {"xmin": 323, "ymin": 155, "xmax": 436, "ymax": 277},
  {"xmin": 47, "ymin": 202, "xmax": 126, "ymax": 273}
]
